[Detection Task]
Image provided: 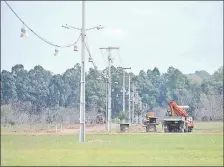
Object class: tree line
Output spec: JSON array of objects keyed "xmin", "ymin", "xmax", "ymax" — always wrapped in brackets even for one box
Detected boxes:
[{"xmin": 1, "ymin": 64, "xmax": 223, "ymax": 125}]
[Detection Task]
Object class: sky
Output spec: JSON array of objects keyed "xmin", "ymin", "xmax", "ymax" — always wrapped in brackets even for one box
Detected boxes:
[{"xmin": 1, "ymin": 1, "xmax": 223, "ymax": 75}]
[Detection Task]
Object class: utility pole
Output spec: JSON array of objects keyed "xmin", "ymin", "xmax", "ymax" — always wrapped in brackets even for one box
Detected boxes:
[
  {"xmin": 105, "ymin": 80, "xmax": 108, "ymax": 128},
  {"xmin": 96, "ymin": 74, "xmax": 108, "ymax": 130},
  {"xmin": 132, "ymin": 83, "xmax": 135, "ymax": 124},
  {"xmin": 140, "ymin": 101, "xmax": 143, "ymax": 124},
  {"xmin": 128, "ymin": 74, "xmax": 131, "ymax": 123},
  {"xmin": 80, "ymin": 1, "xmax": 86, "ymax": 143},
  {"xmin": 122, "ymin": 67, "xmax": 131, "ymax": 116},
  {"xmin": 61, "ymin": 3, "xmax": 103, "ymax": 143},
  {"xmin": 99, "ymin": 47, "xmax": 119, "ymax": 131}
]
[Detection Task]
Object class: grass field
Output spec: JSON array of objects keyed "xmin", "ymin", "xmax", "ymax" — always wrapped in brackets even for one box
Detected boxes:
[{"xmin": 1, "ymin": 122, "xmax": 223, "ymax": 166}]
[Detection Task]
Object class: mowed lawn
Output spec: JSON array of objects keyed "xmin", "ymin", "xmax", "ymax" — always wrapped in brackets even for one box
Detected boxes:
[{"xmin": 1, "ymin": 132, "xmax": 223, "ymax": 166}]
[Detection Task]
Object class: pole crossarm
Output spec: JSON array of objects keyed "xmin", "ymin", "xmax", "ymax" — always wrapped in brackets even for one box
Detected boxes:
[
  {"xmin": 99, "ymin": 47, "xmax": 119, "ymax": 50},
  {"xmin": 62, "ymin": 24, "xmax": 104, "ymax": 31},
  {"xmin": 122, "ymin": 67, "xmax": 131, "ymax": 70}
]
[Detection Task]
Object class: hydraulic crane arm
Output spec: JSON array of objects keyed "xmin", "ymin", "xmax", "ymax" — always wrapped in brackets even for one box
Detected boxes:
[{"xmin": 169, "ymin": 101, "xmax": 188, "ymax": 117}]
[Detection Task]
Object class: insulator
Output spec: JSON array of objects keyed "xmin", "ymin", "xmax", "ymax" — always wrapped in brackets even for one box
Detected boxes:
[
  {"xmin": 88, "ymin": 57, "xmax": 92, "ymax": 62},
  {"xmin": 74, "ymin": 45, "xmax": 78, "ymax": 51},
  {"xmin": 21, "ymin": 27, "xmax": 28, "ymax": 37},
  {"xmin": 97, "ymin": 25, "xmax": 103, "ymax": 30},
  {"xmin": 54, "ymin": 47, "xmax": 59, "ymax": 56}
]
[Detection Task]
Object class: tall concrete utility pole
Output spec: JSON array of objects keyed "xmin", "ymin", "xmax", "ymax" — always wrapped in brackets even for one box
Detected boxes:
[
  {"xmin": 123, "ymin": 70, "xmax": 125, "ymax": 113},
  {"xmin": 62, "ymin": 3, "xmax": 103, "ymax": 143},
  {"xmin": 96, "ymin": 76, "xmax": 108, "ymax": 129},
  {"xmin": 105, "ymin": 81, "xmax": 108, "ymax": 126},
  {"xmin": 79, "ymin": 1, "xmax": 86, "ymax": 143},
  {"xmin": 128, "ymin": 74, "xmax": 131, "ymax": 123},
  {"xmin": 122, "ymin": 67, "xmax": 131, "ymax": 116},
  {"xmin": 99, "ymin": 47, "xmax": 119, "ymax": 131},
  {"xmin": 132, "ymin": 83, "xmax": 135, "ymax": 123}
]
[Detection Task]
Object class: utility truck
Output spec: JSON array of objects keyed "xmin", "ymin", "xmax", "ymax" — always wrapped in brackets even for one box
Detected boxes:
[{"xmin": 163, "ymin": 101, "xmax": 194, "ymax": 133}]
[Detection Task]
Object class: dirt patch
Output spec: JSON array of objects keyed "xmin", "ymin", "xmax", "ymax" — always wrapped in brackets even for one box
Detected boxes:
[
  {"xmin": 1, "ymin": 123, "xmax": 223, "ymax": 135},
  {"xmin": 87, "ymin": 139, "xmax": 105, "ymax": 143}
]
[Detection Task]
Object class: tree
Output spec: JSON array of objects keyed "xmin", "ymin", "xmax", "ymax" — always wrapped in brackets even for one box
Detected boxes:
[
  {"xmin": 11, "ymin": 64, "xmax": 30, "ymax": 102},
  {"xmin": 1, "ymin": 63, "xmax": 223, "ymax": 123},
  {"xmin": 27, "ymin": 65, "xmax": 52, "ymax": 113},
  {"xmin": 117, "ymin": 110, "xmax": 128, "ymax": 122},
  {"xmin": 1, "ymin": 70, "xmax": 17, "ymax": 104},
  {"xmin": 62, "ymin": 64, "xmax": 81, "ymax": 108}
]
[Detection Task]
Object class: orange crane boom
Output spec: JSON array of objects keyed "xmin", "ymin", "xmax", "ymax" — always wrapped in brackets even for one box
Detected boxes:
[{"xmin": 169, "ymin": 101, "xmax": 188, "ymax": 117}]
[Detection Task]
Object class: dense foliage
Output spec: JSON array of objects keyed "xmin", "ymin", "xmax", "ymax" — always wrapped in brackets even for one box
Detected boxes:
[{"xmin": 1, "ymin": 64, "xmax": 223, "ymax": 123}]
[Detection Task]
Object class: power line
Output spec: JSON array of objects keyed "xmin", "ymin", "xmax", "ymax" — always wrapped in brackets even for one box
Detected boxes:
[
  {"xmin": 84, "ymin": 36, "xmax": 97, "ymax": 70},
  {"xmin": 84, "ymin": 39, "xmax": 108, "ymax": 81},
  {"xmin": 4, "ymin": 1, "xmax": 80, "ymax": 48},
  {"xmin": 85, "ymin": 38, "xmax": 109, "ymax": 69}
]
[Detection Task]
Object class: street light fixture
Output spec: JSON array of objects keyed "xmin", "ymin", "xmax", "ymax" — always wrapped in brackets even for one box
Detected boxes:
[
  {"xmin": 21, "ymin": 26, "xmax": 28, "ymax": 37},
  {"xmin": 54, "ymin": 47, "xmax": 60, "ymax": 56},
  {"xmin": 88, "ymin": 57, "xmax": 93, "ymax": 62},
  {"xmin": 74, "ymin": 45, "xmax": 78, "ymax": 51}
]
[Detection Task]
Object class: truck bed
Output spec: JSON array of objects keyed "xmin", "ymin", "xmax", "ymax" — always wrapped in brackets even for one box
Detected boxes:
[{"xmin": 163, "ymin": 116, "xmax": 185, "ymax": 121}]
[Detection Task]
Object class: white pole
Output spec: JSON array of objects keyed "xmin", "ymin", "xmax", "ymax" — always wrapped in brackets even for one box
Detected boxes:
[
  {"xmin": 108, "ymin": 49, "xmax": 112, "ymax": 131},
  {"xmin": 105, "ymin": 81, "xmax": 108, "ymax": 130},
  {"xmin": 132, "ymin": 83, "xmax": 135, "ymax": 123},
  {"xmin": 99, "ymin": 47, "xmax": 119, "ymax": 131},
  {"xmin": 123, "ymin": 70, "xmax": 125, "ymax": 113},
  {"xmin": 128, "ymin": 74, "xmax": 131, "ymax": 123},
  {"xmin": 79, "ymin": 1, "xmax": 86, "ymax": 143}
]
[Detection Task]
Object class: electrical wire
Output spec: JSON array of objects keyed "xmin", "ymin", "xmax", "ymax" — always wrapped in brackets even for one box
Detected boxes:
[
  {"xmin": 84, "ymin": 37, "xmax": 97, "ymax": 70},
  {"xmin": 84, "ymin": 38, "xmax": 108, "ymax": 82},
  {"xmin": 4, "ymin": 1, "xmax": 79, "ymax": 48}
]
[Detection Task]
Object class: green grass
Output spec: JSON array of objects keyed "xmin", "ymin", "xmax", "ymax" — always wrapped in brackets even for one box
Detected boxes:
[
  {"xmin": 1, "ymin": 133, "xmax": 223, "ymax": 166},
  {"xmin": 193, "ymin": 121, "xmax": 223, "ymax": 132}
]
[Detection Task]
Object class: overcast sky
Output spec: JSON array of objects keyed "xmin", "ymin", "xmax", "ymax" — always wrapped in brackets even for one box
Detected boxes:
[{"xmin": 1, "ymin": 1, "xmax": 223, "ymax": 75}]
